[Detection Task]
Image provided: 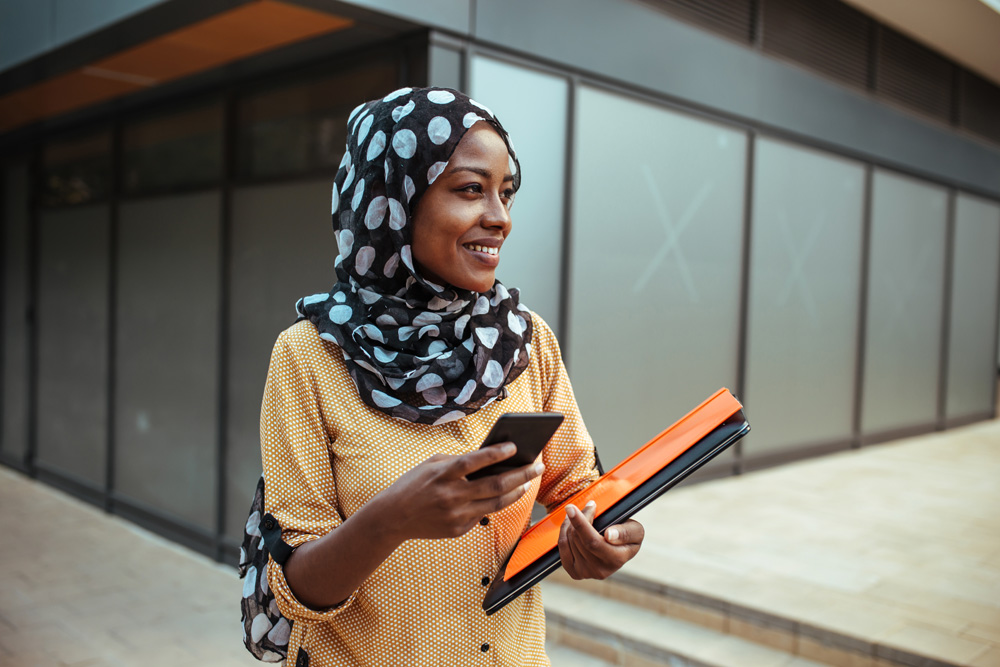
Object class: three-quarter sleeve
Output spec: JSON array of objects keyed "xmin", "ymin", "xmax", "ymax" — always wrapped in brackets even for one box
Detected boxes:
[
  {"xmin": 260, "ymin": 333, "xmax": 358, "ymax": 623},
  {"xmin": 530, "ymin": 315, "xmax": 602, "ymax": 511}
]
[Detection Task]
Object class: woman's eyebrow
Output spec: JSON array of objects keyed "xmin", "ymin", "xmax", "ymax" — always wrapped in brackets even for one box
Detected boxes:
[{"xmin": 447, "ymin": 165, "xmax": 514, "ymax": 182}]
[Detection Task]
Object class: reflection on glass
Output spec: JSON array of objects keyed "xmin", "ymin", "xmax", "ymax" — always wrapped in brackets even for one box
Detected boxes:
[
  {"xmin": 862, "ymin": 170, "xmax": 947, "ymax": 435},
  {"xmin": 41, "ymin": 132, "xmax": 111, "ymax": 206},
  {"xmin": 123, "ymin": 103, "xmax": 223, "ymax": 195},
  {"xmin": 237, "ymin": 61, "xmax": 398, "ymax": 180},
  {"xmin": 946, "ymin": 194, "xmax": 1000, "ymax": 420},
  {"xmin": 569, "ymin": 85, "xmax": 746, "ymax": 468},
  {"xmin": 744, "ymin": 138, "xmax": 864, "ymax": 455}
]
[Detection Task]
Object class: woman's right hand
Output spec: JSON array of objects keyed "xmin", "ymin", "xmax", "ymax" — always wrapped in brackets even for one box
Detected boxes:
[{"xmin": 376, "ymin": 443, "xmax": 545, "ymax": 542}]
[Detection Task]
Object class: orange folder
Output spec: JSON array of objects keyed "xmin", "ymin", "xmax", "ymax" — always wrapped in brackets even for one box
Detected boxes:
[{"xmin": 483, "ymin": 387, "xmax": 750, "ymax": 614}]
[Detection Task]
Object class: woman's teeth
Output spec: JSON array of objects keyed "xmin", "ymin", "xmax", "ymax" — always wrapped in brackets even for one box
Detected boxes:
[{"xmin": 464, "ymin": 244, "xmax": 499, "ymax": 256}]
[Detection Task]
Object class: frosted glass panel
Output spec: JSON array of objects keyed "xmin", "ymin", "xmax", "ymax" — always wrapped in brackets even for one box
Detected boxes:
[
  {"xmin": 862, "ymin": 171, "xmax": 947, "ymax": 434},
  {"xmin": 745, "ymin": 139, "xmax": 865, "ymax": 454},
  {"xmin": 36, "ymin": 205, "xmax": 110, "ymax": 485},
  {"xmin": 946, "ymin": 194, "xmax": 1000, "ymax": 420},
  {"xmin": 569, "ymin": 86, "xmax": 746, "ymax": 466},
  {"xmin": 115, "ymin": 193, "xmax": 220, "ymax": 530},
  {"xmin": 471, "ymin": 56, "xmax": 569, "ymax": 333},
  {"xmin": 2, "ymin": 162, "xmax": 31, "ymax": 463},
  {"xmin": 225, "ymin": 179, "xmax": 337, "ymax": 540}
]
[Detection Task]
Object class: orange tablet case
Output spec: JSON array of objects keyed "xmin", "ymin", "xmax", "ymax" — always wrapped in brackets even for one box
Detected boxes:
[{"xmin": 482, "ymin": 388, "xmax": 750, "ymax": 615}]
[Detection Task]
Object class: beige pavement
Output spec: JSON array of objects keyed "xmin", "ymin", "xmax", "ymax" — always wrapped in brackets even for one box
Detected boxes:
[{"xmin": 1, "ymin": 414, "xmax": 998, "ymax": 666}]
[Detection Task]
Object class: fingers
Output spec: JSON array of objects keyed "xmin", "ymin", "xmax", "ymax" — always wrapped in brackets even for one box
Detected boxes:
[
  {"xmin": 452, "ymin": 442, "xmax": 517, "ymax": 478},
  {"xmin": 557, "ymin": 506, "xmax": 576, "ymax": 575},
  {"xmin": 605, "ymin": 519, "xmax": 645, "ymax": 546},
  {"xmin": 560, "ymin": 505, "xmax": 644, "ymax": 580},
  {"xmin": 466, "ymin": 460, "xmax": 545, "ymax": 501}
]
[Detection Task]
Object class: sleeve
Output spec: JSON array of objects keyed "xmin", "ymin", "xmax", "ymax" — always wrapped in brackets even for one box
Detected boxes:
[
  {"xmin": 261, "ymin": 332, "xmax": 358, "ymax": 623},
  {"xmin": 531, "ymin": 315, "xmax": 602, "ymax": 511}
]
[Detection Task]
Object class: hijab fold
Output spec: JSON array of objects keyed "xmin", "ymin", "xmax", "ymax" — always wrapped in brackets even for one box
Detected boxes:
[{"xmin": 295, "ymin": 87, "xmax": 532, "ymax": 425}]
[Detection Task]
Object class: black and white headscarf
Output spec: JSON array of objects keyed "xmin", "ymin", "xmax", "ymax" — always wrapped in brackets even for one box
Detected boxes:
[{"xmin": 295, "ymin": 87, "xmax": 532, "ymax": 425}]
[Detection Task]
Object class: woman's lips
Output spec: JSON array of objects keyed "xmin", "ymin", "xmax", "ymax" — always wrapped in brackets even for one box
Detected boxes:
[
  {"xmin": 463, "ymin": 243, "xmax": 499, "ymax": 256},
  {"xmin": 463, "ymin": 243, "xmax": 500, "ymax": 266}
]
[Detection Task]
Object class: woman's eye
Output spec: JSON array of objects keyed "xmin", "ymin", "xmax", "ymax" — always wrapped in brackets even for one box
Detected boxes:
[{"xmin": 460, "ymin": 184, "xmax": 483, "ymax": 194}]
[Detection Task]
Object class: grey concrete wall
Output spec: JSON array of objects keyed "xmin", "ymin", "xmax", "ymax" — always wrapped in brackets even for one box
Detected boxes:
[{"xmin": 0, "ymin": 0, "xmax": 168, "ymax": 70}]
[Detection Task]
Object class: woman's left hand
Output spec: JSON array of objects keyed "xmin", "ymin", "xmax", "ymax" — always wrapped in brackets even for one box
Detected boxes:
[{"xmin": 558, "ymin": 500, "xmax": 644, "ymax": 580}]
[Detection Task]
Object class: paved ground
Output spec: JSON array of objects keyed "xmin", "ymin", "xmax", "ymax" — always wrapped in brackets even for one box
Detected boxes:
[{"xmin": 0, "ymin": 416, "xmax": 997, "ymax": 666}]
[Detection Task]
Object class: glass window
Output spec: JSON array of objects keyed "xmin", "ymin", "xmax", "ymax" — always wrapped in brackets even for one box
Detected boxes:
[
  {"xmin": 946, "ymin": 194, "xmax": 1000, "ymax": 421},
  {"xmin": 743, "ymin": 138, "xmax": 865, "ymax": 456},
  {"xmin": 470, "ymin": 55, "xmax": 569, "ymax": 334},
  {"xmin": 114, "ymin": 192, "xmax": 221, "ymax": 530},
  {"xmin": 862, "ymin": 170, "xmax": 948, "ymax": 435},
  {"xmin": 123, "ymin": 102, "xmax": 223, "ymax": 195},
  {"xmin": 568, "ymin": 86, "xmax": 746, "ymax": 468},
  {"xmin": 40, "ymin": 132, "xmax": 111, "ymax": 206},
  {"xmin": 36, "ymin": 205, "xmax": 111, "ymax": 485},
  {"xmin": 237, "ymin": 60, "xmax": 398, "ymax": 180}
]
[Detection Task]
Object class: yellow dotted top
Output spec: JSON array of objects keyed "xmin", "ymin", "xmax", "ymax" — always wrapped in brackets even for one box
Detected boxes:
[{"xmin": 262, "ymin": 312, "xmax": 599, "ymax": 667}]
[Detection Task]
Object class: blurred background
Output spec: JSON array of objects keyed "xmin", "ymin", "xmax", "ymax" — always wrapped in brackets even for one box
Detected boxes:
[{"xmin": 0, "ymin": 0, "xmax": 998, "ymax": 577}]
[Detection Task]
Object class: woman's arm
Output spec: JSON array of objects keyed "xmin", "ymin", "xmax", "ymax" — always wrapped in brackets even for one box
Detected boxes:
[{"xmin": 284, "ymin": 444, "xmax": 544, "ymax": 609}]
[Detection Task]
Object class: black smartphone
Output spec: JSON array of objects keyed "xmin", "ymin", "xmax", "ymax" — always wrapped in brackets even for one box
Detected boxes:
[{"xmin": 466, "ymin": 412, "xmax": 564, "ymax": 480}]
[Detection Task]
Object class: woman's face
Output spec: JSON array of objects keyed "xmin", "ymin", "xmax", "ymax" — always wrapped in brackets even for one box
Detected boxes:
[{"xmin": 411, "ymin": 124, "xmax": 514, "ymax": 293}]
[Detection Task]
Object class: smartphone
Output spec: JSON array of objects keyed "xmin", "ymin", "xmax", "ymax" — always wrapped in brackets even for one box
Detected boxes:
[{"xmin": 466, "ymin": 412, "xmax": 564, "ymax": 480}]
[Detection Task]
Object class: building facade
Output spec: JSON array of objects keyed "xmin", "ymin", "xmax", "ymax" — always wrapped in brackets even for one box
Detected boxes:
[{"xmin": 2, "ymin": 0, "xmax": 999, "ymax": 561}]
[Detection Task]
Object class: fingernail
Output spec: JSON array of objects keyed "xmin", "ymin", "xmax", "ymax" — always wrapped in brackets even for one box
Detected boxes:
[
  {"xmin": 585, "ymin": 500, "xmax": 596, "ymax": 509},
  {"xmin": 566, "ymin": 504, "xmax": 577, "ymax": 518},
  {"xmin": 533, "ymin": 463, "xmax": 545, "ymax": 476},
  {"xmin": 608, "ymin": 527, "xmax": 619, "ymax": 542},
  {"xmin": 522, "ymin": 481, "xmax": 532, "ymax": 493},
  {"xmin": 502, "ymin": 443, "xmax": 516, "ymax": 454}
]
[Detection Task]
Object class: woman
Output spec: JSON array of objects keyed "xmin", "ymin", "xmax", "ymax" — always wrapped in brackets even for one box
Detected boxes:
[{"xmin": 261, "ymin": 86, "xmax": 644, "ymax": 666}]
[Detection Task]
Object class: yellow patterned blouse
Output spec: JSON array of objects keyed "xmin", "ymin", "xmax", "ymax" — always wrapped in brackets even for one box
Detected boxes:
[{"xmin": 261, "ymin": 313, "xmax": 599, "ymax": 667}]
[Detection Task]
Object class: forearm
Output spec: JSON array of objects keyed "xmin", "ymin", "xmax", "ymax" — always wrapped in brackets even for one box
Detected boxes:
[{"xmin": 282, "ymin": 493, "xmax": 401, "ymax": 610}]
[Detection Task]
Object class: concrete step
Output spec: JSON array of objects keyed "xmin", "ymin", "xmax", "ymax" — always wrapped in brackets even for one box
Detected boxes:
[
  {"xmin": 547, "ymin": 640, "xmax": 618, "ymax": 666},
  {"xmin": 542, "ymin": 581, "xmax": 830, "ymax": 667},
  {"xmin": 545, "ymin": 568, "xmax": 964, "ymax": 667}
]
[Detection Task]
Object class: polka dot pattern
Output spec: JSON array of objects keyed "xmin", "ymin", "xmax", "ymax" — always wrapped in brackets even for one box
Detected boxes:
[
  {"xmin": 295, "ymin": 87, "xmax": 526, "ymax": 426},
  {"xmin": 262, "ymin": 314, "xmax": 599, "ymax": 667}
]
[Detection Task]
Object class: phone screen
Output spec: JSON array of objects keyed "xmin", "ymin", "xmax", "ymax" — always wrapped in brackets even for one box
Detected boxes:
[{"xmin": 466, "ymin": 412, "xmax": 564, "ymax": 480}]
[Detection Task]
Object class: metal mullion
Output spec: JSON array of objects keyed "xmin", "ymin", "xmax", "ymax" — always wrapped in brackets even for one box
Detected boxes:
[
  {"xmin": 214, "ymin": 89, "xmax": 238, "ymax": 562},
  {"xmin": 0, "ymin": 158, "xmax": 6, "ymax": 462},
  {"xmin": 991, "ymin": 205, "xmax": 1000, "ymax": 419},
  {"xmin": 105, "ymin": 122, "xmax": 122, "ymax": 512},
  {"xmin": 936, "ymin": 191, "xmax": 957, "ymax": 428},
  {"xmin": 557, "ymin": 76, "xmax": 578, "ymax": 364},
  {"xmin": 26, "ymin": 146, "xmax": 42, "ymax": 475},
  {"xmin": 851, "ymin": 165, "xmax": 874, "ymax": 447},
  {"xmin": 733, "ymin": 130, "xmax": 756, "ymax": 475}
]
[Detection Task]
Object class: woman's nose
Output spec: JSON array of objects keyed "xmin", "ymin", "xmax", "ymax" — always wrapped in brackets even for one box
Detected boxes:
[{"xmin": 482, "ymin": 194, "xmax": 512, "ymax": 234}]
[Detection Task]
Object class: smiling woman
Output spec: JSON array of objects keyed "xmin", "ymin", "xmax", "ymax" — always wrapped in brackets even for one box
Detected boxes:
[{"xmin": 245, "ymin": 87, "xmax": 643, "ymax": 667}]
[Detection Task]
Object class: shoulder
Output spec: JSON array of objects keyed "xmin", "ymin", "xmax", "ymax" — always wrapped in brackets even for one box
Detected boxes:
[
  {"xmin": 528, "ymin": 311, "xmax": 563, "ymax": 363},
  {"xmin": 270, "ymin": 320, "xmax": 346, "ymax": 378}
]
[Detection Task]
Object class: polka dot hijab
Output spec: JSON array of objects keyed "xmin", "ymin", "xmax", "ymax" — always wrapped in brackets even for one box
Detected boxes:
[{"xmin": 295, "ymin": 87, "xmax": 533, "ymax": 425}]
